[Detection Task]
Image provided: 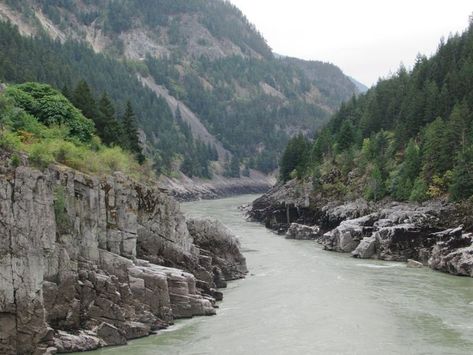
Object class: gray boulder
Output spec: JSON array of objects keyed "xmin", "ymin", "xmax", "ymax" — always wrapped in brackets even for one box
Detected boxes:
[
  {"xmin": 286, "ymin": 223, "xmax": 321, "ymax": 240},
  {"xmin": 187, "ymin": 218, "xmax": 248, "ymax": 281},
  {"xmin": 429, "ymin": 227, "xmax": 473, "ymax": 276},
  {"xmin": 407, "ymin": 259, "xmax": 423, "ymax": 268},
  {"xmin": 321, "ymin": 214, "xmax": 377, "ymax": 252},
  {"xmin": 352, "ymin": 235, "xmax": 377, "ymax": 259}
]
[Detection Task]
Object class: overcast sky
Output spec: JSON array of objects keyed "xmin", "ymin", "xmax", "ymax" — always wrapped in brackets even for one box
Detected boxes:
[{"xmin": 228, "ymin": 0, "xmax": 472, "ymax": 87}]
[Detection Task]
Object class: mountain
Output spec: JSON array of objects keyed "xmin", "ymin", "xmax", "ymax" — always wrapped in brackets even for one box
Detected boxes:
[
  {"xmin": 348, "ymin": 76, "xmax": 369, "ymax": 93},
  {"xmin": 0, "ymin": 0, "xmax": 360, "ymax": 178},
  {"xmin": 280, "ymin": 19, "xmax": 473, "ymax": 202}
]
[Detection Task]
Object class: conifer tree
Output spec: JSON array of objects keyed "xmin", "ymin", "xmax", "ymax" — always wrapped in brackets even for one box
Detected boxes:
[
  {"xmin": 365, "ymin": 164, "xmax": 386, "ymax": 201},
  {"xmin": 228, "ymin": 155, "xmax": 240, "ymax": 178},
  {"xmin": 279, "ymin": 134, "xmax": 309, "ymax": 182},
  {"xmin": 392, "ymin": 139, "xmax": 420, "ymax": 200},
  {"xmin": 72, "ymin": 80, "xmax": 98, "ymax": 121},
  {"xmin": 337, "ymin": 120, "xmax": 354, "ymax": 152},
  {"xmin": 421, "ymin": 117, "xmax": 447, "ymax": 180},
  {"xmin": 450, "ymin": 146, "xmax": 473, "ymax": 201},
  {"xmin": 61, "ymin": 84, "xmax": 72, "ymax": 101},
  {"xmin": 97, "ymin": 92, "xmax": 123, "ymax": 146},
  {"xmin": 122, "ymin": 100, "xmax": 145, "ymax": 163}
]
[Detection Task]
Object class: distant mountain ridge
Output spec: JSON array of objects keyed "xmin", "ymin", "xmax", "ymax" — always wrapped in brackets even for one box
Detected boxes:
[
  {"xmin": 348, "ymin": 76, "xmax": 369, "ymax": 93},
  {"xmin": 0, "ymin": 0, "xmax": 361, "ymax": 177}
]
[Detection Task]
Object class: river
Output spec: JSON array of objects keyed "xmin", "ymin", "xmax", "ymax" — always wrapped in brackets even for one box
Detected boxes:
[{"xmin": 90, "ymin": 194, "xmax": 473, "ymax": 355}]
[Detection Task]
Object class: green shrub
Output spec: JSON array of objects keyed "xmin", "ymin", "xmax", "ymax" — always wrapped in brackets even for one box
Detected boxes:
[
  {"xmin": 0, "ymin": 130, "xmax": 21, "ymax": 151},
  {"xmin": 10, "ymin": 153, "xmax": 21, "ymax": 167},
  {"xmin": 94, "ymin": 146, "xmax": 136, "ymax": 174},
  {"xmin": 5, "ymin": 83, "xmax": 95, "ymax": 142},
  {"xmin": 0, "ymin": 83, "xmax": 149, "ymax": 181},
  {"xmin": 28, "ymin": 141, "xmax": 54, "ymax": 169}
]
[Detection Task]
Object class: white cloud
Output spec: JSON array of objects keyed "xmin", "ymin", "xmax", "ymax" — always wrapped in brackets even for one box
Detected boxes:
[{"xmin": 228, "ymin": 0, "xmax": 472, "ymax": 86}]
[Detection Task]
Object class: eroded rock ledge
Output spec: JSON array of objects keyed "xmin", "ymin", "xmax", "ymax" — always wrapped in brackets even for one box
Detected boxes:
[
  {"xmin": 249, "ymin": 182, "xmax": 473, "ymax": 277},
  {"xmin": 0, "ymin": 163, "xmax": 247, "ymax": 354}
]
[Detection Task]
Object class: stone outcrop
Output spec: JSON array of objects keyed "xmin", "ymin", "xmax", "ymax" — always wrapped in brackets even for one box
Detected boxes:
[
  {"xmin": 320, "ymin": 199, "xmax": 372, "ymax": 230},
  {"xmin": 160, "ymin": 172, "xmax": 275, "ymax": 202},
  {"xmin": 250, "ymin": 181, "xmax": 473, "ymax": 277},
  {"xmin": 249, "ymin": 180, "xmax": 316, "ymax": 233},
  {"xmin": 322, "ymin": 214, "xmax": 377, "ymax": 252},
  {"xmin": 428, "ymin": 227, "xmax": 473, "ymax": 276},
  {"xmin": 286, "ymin": 223, "xmax": 321, "ymax": 240},
  {"xmin": 187, "ymin": 218, "xmax": 247, "ymax": 287},
  {"xmin": 0, "ymin": 161, "xmax": 247, "ymax": 354}
]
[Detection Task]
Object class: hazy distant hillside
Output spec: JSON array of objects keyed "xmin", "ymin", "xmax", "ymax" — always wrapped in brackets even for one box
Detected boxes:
[
  {"xmin": 0, "ymin": 0, "xmax": 360, "ymax": 176},
  {"xmin": 348, "ymin": 76, "xmax": 369, "ymax": 93}
]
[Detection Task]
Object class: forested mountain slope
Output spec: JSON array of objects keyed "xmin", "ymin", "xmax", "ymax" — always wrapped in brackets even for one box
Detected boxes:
[
  {"xmin": 0, "ymin": 0, "xmax": 360, "ymax": 177},
  {"xmin": 281, "ymin": 19, "xmax": 473, "ymax": 202}
]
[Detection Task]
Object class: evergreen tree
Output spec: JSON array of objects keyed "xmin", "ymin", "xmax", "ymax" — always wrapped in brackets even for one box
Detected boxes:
[
  {"xmin": 402, "ymin": 139, "xmax": 421, "ymax": 181},
  {"xmin": 337, "ymin": 120, "xmax": 355, "ymax": 152},
  {"xmin": 365, "ymin": 164, "xmax": 386, "ymax": 201},
  {"xmin": 450, "ymin": 146, "xmax": 473, "ymax": 201},
  {"xmin": 97, "ymin": 92, "xmax": 123, "ymax": 146},
  {"xmin": 181, "ymin": 154, "xmax": 195, "ymax": 177},
  {"xmin": 409, "ymin": 177, "xmax": 428, "ymax": 202},
  {"xmin": 444, "ymin": 101, "xmax": 470, "ymax": 156},
  {"xmin": 279, "ymin": 134, "xmax": 310, "ymax": 182},
  {"xmin": 421, "ymin": 117, "xmax": 447, "ymax": 180},
  {"xmin": 392, "ymin": 139, "xmax": 421, "ymax": 200},
  {"xmin": 226, "ymin": 155, "xmax": 240, "ymax": 178},
  {"xmin": 311, "ymin": 128, "xmax": 333, "ymax": 165},
  {"xmin": 122, "ymin": 100, "xmax": 145, "ymax": 163},
  {"xmin": 72, "ymin": 80, "xmax": 98, "ymax": 121},
  {"xmin": 61, "ymin": 84, "xmax": 72, "ymax": 101}
]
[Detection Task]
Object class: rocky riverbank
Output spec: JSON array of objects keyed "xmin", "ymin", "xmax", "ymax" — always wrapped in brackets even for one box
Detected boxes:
[
  {"xmin": 248, "ymin": 180, "xmax": 473, "ymax": 277},
  {"xmin": 160, "ymin": 172, "xmax": 275, "ymax": 202},
  {"xmin": 0, "ymin": 157, "xmax": 247, "ymax": 354}
]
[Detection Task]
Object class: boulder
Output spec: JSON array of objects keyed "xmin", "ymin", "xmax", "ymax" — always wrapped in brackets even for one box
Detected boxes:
[
  {"xmin": 96, "ymin": 322, "xmax": 127, "ymax": 346},
  {"xmin": 187, "ymin": 218, "xmax": 248, "ymax": 281},
  {"xmin": 321, "ymin": 214, "xmax": 376, "ymax": 253},
  {"xmin": 286, "ymin": 223, "xmax": 321, "ymax": 240},
  {"xmin": 407, "ymin": 259, "xmax": 423, "ymax": 268},
  {"xmin": 53, "ymin": 331, "xmax": 103, "ymax": 353},
  {"xmin": 352, "ymin": 235, "xmax": 377, "ymax": 259},
  {"xmin": 429, "ymin": 227, "xmax": 473, "ymax": 276}
]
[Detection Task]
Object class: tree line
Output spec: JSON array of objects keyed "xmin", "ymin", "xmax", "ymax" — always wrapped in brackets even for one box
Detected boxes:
[
  {"xmin": 64, "ymin": 80, "xmax": 144, "ymax": 162},
  {"xmin": 0, "ymin": 21, "xmax": 217, "ymax": 177},
  {"xmin": 280, "ymin": 19, "xmax": 473, "ymax": 202}
]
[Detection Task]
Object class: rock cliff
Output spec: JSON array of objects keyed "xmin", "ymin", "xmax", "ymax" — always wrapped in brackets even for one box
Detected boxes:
[
  {"xmin": 0, "ymin": 159, "xmax": 247, "ymax": 354},
  {"xmin": 249, "ymin": 181, "xmax": 473, "ymax": 277}
]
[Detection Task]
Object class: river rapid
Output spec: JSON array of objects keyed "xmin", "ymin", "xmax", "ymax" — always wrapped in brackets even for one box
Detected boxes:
[{"xmin": 90, "ymin": 195, "xmax": 473, "ymax": 355}]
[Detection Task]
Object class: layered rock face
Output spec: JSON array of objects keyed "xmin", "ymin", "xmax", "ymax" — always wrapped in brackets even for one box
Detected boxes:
[
  {"xmin": 0, "ymin": 164, "xmax": 246, "ymax": 354},
  {"xmin": 250, "ymin": 184, "xmax": 473, "ymax": 277},
  {"xmin": 187, "ymin": 218, "xmax": 248, "ymax": 288},
  {"xmin": 249, "ymin": 180, "xmax": 316, "ymax": 233}
]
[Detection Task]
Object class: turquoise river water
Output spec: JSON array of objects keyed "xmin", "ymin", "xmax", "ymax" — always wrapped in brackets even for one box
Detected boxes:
[{"xmin": 88, "ymin": 194, "xmax": 473, "ymax": 355}]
